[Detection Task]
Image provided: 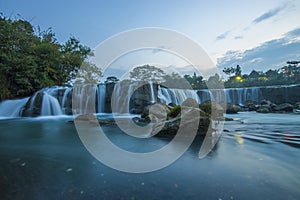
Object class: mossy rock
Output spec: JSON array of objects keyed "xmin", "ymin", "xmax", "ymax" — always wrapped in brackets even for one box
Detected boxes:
[
  {"xmin": 168, "ymin": 105, "xmax": 181, "ymax": 118},
  {"xmin": 199, "ymin": 101, "xmax": 212, "ymax": 115}
]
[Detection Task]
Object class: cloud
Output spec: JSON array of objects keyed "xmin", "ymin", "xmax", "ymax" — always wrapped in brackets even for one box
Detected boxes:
[
  {"xmin": 217, "ymin": 28, "xmax": 300, "ymax": 73},
  {"xmin": 152, "ymin": 46, "xmax": 168, "ymax": 54},
  {"xmin": 234, "ymin": 35, "xmax": 243, "ymax": 40},
  {"xmin": 216, "ymin": 31, "xmax": 230, "ymax": 41},
  {"xmin": 252, "ymin": 3, "xmax": 290, "ymax": 24},
  {"xmin": 285, "ymin": 27, "xmax": 300, "ymax": 39}
]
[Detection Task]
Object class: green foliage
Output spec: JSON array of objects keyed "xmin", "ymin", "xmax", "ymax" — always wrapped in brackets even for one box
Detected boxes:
[
  {"xmin": 223, "ymin": 62, "xmax": 300, "ymax": 88},
  {"xmin": 76, "ymin": 61, "xmax": 102, "ymax": 84},
  {"xmin": 105, "ymin": 76, "xmax": 119, "ymax": 84},
  {"xmin": 183, "ymin": 72, "xmax": 205, "ymax": 89},
  {"xmin": 223, "ymin": 65, "xmax": 241, "ymax": 77},
  {"xmin": 167, "ymin": 105, "xmax": 181, "ymax": 118},
  {"xmin": 206, "ymin": 73, "xmax": 223, "ymax": 89},
  {"xmin": 130, "ymin": 65, "xmax": 166, "ymax": 82},
  {"xmin": 0, "ymin": 15, "xmax": 91, "ymax": 100},
  {"xmin": 199, "ymin": 101, "xmax": 212, "ymax": 115},
  {"xmin": 163, "ymin": 72, "xmax": 190, "ymax": 89}
]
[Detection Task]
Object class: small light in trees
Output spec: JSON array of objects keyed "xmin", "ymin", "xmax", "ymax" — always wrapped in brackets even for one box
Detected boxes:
[{"xmin": 235, "ymin": 76, "xmax": 242, "ymax": 81}]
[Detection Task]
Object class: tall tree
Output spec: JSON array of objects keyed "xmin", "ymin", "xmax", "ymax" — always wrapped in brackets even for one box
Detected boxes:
[
  {"xmin": 0, "ymin": 15, "xmax": 91, "ymax": 100},
  {"xmin": 129, "ymin": 65, "xmax": 166, "ymax": 82}
]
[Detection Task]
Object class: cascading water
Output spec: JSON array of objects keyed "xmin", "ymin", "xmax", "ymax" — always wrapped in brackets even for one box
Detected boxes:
[
  {"xmin": 41, "ymin": 92, "xmax": 63, "ymax": 116},
  {"xmin": 157, "ymin": 86, "xmax": 201, "ymax": 105},
  {"xmin": 0, "ymin": 97, "xmax": 29, "ymax": 118},
  {"xmin": 61, "ymin": 87, "xmax": 72, "ymax": 114},
  {"xmin": 97, "ymin": 84, "xmax": 106, "ymax": 113},
  {"xmin": 111, "ymin": 82, "xmax": 139, "ymax": 114},
  {"xmin": 1, "ymin": 83, "xmax": 297, "ymax": 118},
  {"xmin": 158, "ymin": 86, "xmax": 263, "ymax": 106},
  {"xmin": 72, "ymin": 84, "xmax": 97, "ymax": 115},
  {"xmin": 149, "ymin": 81, "xmax": 156, "ymax": 103},
  {"xmin": 225, "ymin": 87, "xmax": 262, "ymax": 105}
]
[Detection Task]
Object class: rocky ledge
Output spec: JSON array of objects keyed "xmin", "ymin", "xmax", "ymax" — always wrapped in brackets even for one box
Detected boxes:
[{"xmin": 71, "ymin": 99, "xmax": 232, "ymax": 137}]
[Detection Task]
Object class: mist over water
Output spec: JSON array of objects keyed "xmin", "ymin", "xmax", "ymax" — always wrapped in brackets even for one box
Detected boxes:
[{"xmin": 0, "ymin": 112, "xmax": 299, "ymax": 199}]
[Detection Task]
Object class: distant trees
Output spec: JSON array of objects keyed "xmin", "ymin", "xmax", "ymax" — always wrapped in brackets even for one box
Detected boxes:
[
  {"xmin": 206, "ymin": 73, "xmax": 223, "ymax": 89},
  {"xmin": 129, "ymin": 65, "xmax": 166, "ymax": 82},
  {"xmin": 129, "ymin": 65, "xmax": 206, "ymax": 89},
  {"xmin": 163, "ymin": 72, "xmax": 190, "ymax": 89},
  {"xmin": 105, "ymin": 76, "xmax": 119, "ymax": 84},
  {"xmin": 0, "ymin": 15, "xmax": 91, "ymax": 100},
  {"xmin": 223, "ymin": 65, "xmax": 242, "ymax": 77},
  {"xmin": 223, "ymin": 61, "xmax": 300, "ymax": 88},
  {"xmin": 183, "ymin": 72, "xmax": 205, "ymax": 89},
  {"xmin": 75, "ymin": 61, "xmax": 102, "ymax": 84}
]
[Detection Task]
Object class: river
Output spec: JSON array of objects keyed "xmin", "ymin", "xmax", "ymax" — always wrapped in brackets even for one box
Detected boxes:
[{"xmin": 0, "ymin": 112, "xmax": 299, "ymax": 199}]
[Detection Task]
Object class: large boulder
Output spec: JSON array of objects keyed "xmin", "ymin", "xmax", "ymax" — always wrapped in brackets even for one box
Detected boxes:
[
  {"xmin": 257, "ymin": 105, "xmax": 271, "ymax": 113},
  {"xmin": 226, "ymin": 103, "xmax": 242, "ymax": 114},
  {"xmin": 273, "ymin": 103, "xmax": 293, "ymax": 112},
  {"xmin": 246, "ymin": 103, "xmax": 258, "ymax": 111},
  {"xmin": 260, "ymin": 99, "xmax": 272, "ymax": 106},
  {"xmin": 21, "ymin": 92, "xmax": 43, "ymax": 117},
  {"xmin": 294, "ymin": 102, "xmax": 300, "ymax": 110}
]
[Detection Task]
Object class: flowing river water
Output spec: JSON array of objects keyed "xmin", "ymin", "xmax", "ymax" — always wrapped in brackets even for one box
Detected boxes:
[{"xmin": 0, "ymin": 112, "xmax": 299, "ymax": 199}]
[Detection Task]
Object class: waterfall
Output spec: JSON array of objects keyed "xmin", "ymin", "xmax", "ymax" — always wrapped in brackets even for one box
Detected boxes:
[
  {"xmin": 72, "ymin": 84, "xmax": 98, "ymax": 115},
  {"xmin": 41, "ymin": 92, "xmax": 63, "ymax": 116},
  {"xmin": 225, "ymin": 87, "xmax": 262, "ymax": 105},
  {"xmin": 61, "ymin": 87, "xmax": 72, "ymax": 114},
  {"xmin": 0, "ymin": 97, "xmax": 29, "ymax": 118},
  {"xmin": 149, "ymin": 81, "xmax": 156, "ymax": 103},
  {"xmin": 157, "ymin": 86, "xmax": 201, "ymax": 105},
  {"xmin": 111, "ymin": 82, "xmax": 138, "ymax": 114},
  {"xmin": 97, "ymin": 84, "xmax": 106, "ymax": 113},
  {"xmin": 158, "ymin": 86, "xmax": 263, "ymax": 106}
]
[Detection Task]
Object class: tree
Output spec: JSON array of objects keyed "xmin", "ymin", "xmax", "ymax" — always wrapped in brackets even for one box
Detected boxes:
[
  {"xmin": 223, "ymin": 67, "xmax": 235, "ymax": 77},
  {"xmin": 75, "ymin": 61, "xmax": 102, "ymax": 84},
  {"xmin": 0, "ymin": 15, "xmax": 91, "ymax": 100},
  {"xmin": 206, "ymin": 73, "xmax": 224, "ymax": 89},
  {"xmin": 163, "ymin": 72, "xmax": 190, "ymax": 89},
  {"xmin": 183, "ymin": 72, "xmax": 204, "ymax": 89},
  {"xmin": 235, "ymin": 65, "xmax": 242, "ymax": 76},
  {"xmin": 129, "ymin": 65, "xmax": 166, "ymax": 82},
  {"xmin": 223, "ymin": 65, "xmax": 242, "ymax": 77},
  {"xmin": 105, "ymin": 76, "xmax": 119, "ymax": 84}
]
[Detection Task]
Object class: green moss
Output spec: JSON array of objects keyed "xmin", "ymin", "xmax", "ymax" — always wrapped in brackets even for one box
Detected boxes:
[
  {"xmin": 199, "ymin": 101, "xmax": 212, "ymax": 115},
  {"xmin": 168, "ymin": 105, "xmax": 181, "ymax": 118}
]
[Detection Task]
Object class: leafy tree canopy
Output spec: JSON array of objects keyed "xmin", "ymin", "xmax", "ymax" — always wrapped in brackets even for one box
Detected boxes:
[
  {"xmin": 0, "ymin": 15, "xmax": 91, "ymax": 100},
  {"xmin": 129, "ymin": 65, "xmax": 166, "ymax": 82}
]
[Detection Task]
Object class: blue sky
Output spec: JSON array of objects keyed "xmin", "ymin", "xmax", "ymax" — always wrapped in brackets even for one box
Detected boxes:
[{"xmin": 1, "ymin": 0, "xmax": 300, "ymax": 76}]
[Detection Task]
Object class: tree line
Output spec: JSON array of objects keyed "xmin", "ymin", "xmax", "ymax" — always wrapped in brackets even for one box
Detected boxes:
[
  {"xmin": 223, "ymin": 62, "xmax": 300, "ymax": 88},
  {"xmin": 0, "ymin": 15, "xmax": 91, "ymax": 100},
  {"xmin": 1, "ymin": 15, "xmax": 299, "ymax": 101}
]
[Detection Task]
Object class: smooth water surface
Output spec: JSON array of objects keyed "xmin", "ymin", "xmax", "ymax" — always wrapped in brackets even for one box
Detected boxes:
[{"xmin": 0, "ymin": 113, "xmax": 299, "ymax": 199}]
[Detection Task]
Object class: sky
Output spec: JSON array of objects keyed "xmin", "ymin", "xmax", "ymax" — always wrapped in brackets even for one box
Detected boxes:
[{"xmin": 1, "ymin": 0, "xmax": 300, "ymax": 77}]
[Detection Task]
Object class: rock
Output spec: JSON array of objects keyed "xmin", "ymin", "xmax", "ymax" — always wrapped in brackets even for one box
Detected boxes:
[
  {"xmin": 199, "ymin": 101, "xmax": 212, "ymax": 114},
  {"xmin": 154, "ymin": 113, "xmax": 211, "ymax": 137},
  {"xmin": 257, "ymin": 105, "xmax": 270, "ymax": 113},
  {"xmin": 141, "ymin": 103, "xmax": 170, "ymax": 119},
  {"xmin": 226, "ymin": 103, "xmax": 241, "ymax": 114},
  {"xmin": 182, "ymin": 98, "xmax": 199, "ymax": 108},
  {"xmin": 137, "ymin": 100, "xmax": 214, "ymax": 137},
  {"xmin": 294, "ymin": 102, "xmax": 300, "ymax": 109},
  {"xmin": 167, "ymin": 105, "xmax": 181, "ymax": 118},
  {"xmin": 273, "ymin": 103, "xmax": 293, "ymax": 112},
  {"xmin": 246, "ymin": 103, "xmax": 258, "ymax": 111},
  {"xmin": 21, "ymin": 91, "xmax": 44, "ymax": 117},
  {"xmin": 260, "ymin": 100, "xmax": 272, "ymax": 106}
]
